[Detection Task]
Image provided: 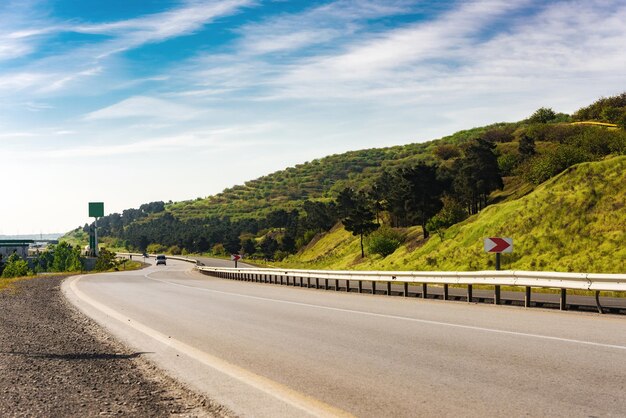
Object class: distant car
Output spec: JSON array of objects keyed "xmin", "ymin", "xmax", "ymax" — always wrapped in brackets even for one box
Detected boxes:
[{"xmin": 156, "ymin": 254, "xmax": 166, "ymax": 265}]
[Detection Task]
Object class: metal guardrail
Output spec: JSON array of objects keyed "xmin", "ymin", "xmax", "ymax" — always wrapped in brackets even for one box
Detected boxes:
[{"xmin": 196, "ymin": 266, "xmax": 626, "ymax": 313}]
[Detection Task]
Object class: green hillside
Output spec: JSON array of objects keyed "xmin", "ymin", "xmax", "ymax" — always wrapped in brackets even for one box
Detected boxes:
[
  {"xmin": 65, "ymin": 93, "xmax": 626, "ymax": 272},
  {"xmin": 275, "ymin": 156, "xmax": 626, "ymax": 274},
  {"xmin": 168, "ymin": 124, "xmax": 503, "ymax": 221}
]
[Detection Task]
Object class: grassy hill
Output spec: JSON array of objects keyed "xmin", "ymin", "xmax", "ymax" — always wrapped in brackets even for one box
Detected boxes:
[
  {"xmin": 273, "ymin": 156, "xmax": 626, "ymax": 274},
  {"xmin": 167, "ymin": 124, "xmax": 506, "ymax": 221}
]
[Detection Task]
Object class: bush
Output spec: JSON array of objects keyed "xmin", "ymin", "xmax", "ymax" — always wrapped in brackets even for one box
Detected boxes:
[
  {"xmin": 211, "ymin": 243, "xmax": 226, "ymax": 256},
  {"xmin": 521, "ymin": 146, "xmax": 592, "ymax": 184},
  {"xmin": 426, "ymin": 196, "xmax": 467, "ymax": 239},
  {"xmin": 146, "ymin": 243, "xmax": 166, "ymax": 254},
  {"xmin": 434, "ymin": 144, "xmax": 461, "ymax": 160},
  {"xmin": 167, "ymin": 245, "xmax": 182, "ymax": 255},
  {"xmin": 1, "ymin": 253, "xmax": 31, "ymax": 278},
  {"xmin": 51, "ymin": 242, "xmax": 83, "ymax": 272},
  {"xmin": 367, "ymin": 226, "xmax": 404, "ymax": 257},
  {"xmin": 497, "ymin": 153, "xmax": 519, "ymax": 176},
  {"xmin": 528, "ymin": 107, "xmax": 557, "ymax": 123},
  {"xmin": 95, "ymin": 248, "xmax": 118, "ymax": 271}
]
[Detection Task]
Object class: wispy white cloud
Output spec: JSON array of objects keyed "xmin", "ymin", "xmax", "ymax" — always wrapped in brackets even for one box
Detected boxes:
[
  {"xmin": 236, "ymin": 0, "xmax": 416, "ymax": 55},
  {"xmin": 45, "ymin": 122, "xmax": 280, "ymax": 158},
  {"xmin": 83, "ymin": 96, "xmax": 203, "ymax": 121},
  {"xmin": 72, "ymin": 0, "xmax": 254, "ymax": 57}
]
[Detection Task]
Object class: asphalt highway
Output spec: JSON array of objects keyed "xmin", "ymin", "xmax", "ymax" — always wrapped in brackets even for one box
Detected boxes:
[{"xmin": 63, "ymin": 259, "xmax": 626, "ymax": 417}]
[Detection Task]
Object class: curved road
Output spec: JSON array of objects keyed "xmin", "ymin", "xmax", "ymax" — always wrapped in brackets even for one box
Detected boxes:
[{"xmin": 63, "ymin": 259, "xmax": 626, "ymax": 417}]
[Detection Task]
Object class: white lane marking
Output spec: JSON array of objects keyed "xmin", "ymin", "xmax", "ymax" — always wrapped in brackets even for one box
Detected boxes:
[
  {"xmin": 66, "ymin": 275, "xmax": 353, "ymax": 418},
  {"xmin": 145, "ymin": 273, "xmax": 626, "ymax": 352}
]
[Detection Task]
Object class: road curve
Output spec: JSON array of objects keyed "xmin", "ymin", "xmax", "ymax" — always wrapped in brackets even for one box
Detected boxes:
[{"xmin": 63, "ymin": 259, "xmax": 626, "ymax": 417}]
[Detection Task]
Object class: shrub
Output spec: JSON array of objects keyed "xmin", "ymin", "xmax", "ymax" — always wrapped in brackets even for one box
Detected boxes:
[
  {"xmin": 367, "ymin": 226, "xmax": 404, "ymax": 257},
  {"xmin": 497, "ymin": 153, "xmax": 519, "ymax": 176},
  {"xmin": 1, "ymin": 253, "xmax": 31, "ymax": 278},
  {"xmin": 427, "ymin": 196, "xmax": 467, "ymax": 239},
  {"xmin": 434, "ymin": 144, "xmax": 461, "ymax": 160},
  {"xmin": 521, "ymin": 146, "xmax": 592, "ymax": 184},
  {"xmin": 528, "ymin": 107, "xmax": 557, "ymax": 123},
  {"xmin": 146, "ymin": 243, "xmax": 166, "ymax": 254},
  {"xmin": 211, "ymin": 243, "xmax": 226, "ymax": 256},
  {"xmin": 95, "ymin": 248, "xmax": 118, "ymax": 271},
  {"xmin": 167, "ymin": 245, "xmax": 182, "ymax": 255}
]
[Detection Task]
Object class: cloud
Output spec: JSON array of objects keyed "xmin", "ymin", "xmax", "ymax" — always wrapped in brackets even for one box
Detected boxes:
[
  {"xmin": 45, "ymin": 122, "xmax": 280, "ymax": 158},
  {"xmin": 71, "ymin": 0, "xmax": 254, "ymax": 57},
  {"xmin": 83, "ymin": 96, "xmax": 202, "ymax": 121},
  {"xmin": 235, "ymin": 0, "xmax": 416, "ymax": 55}
]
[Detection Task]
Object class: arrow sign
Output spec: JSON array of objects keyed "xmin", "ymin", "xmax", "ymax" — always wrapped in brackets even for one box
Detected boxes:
[
  {"xmin": 231, "ymin": 254, "xmax": 242, "ymax": 261},
  {"xmin": 484, "ymin": 237, "xmax": 513, "ymax": 253}
]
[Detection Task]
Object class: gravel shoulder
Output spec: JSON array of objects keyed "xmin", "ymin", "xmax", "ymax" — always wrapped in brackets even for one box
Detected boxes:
[{"xmin": 0, "ymin": 275, "xmax": 233, "ymax": 417}]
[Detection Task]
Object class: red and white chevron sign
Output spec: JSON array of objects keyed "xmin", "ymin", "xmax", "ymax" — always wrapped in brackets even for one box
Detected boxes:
[
  {"xmin": 231, "ymin": 254, "xmax": 242, "ymax": 261},
  {"xmin": 484, "ymin": 237, "xmax": 513, "ymax": 253}
]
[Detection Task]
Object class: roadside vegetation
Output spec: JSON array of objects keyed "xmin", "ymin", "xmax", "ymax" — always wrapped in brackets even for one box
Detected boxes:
[
  {"xmin": 0, "ymin": 242, "xmax": 140, "ymax": 286},
  {"xmin": 65, "ymin": 93, "xmax": 626, "ymax": 273}
]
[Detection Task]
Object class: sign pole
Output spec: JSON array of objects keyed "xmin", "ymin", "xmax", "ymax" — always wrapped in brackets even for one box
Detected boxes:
[
  {"xmin": 94, "ymin": 217, "xmax": 99, "ymax": 257},
  {"xmin": 495, "ymin": 253, "xmax": 501, "ymax": 271}
]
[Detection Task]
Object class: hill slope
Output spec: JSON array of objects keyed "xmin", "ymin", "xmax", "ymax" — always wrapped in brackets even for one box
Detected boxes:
[{"xmin": 276, "ymin": 156, "xmax": 626, "ymax": 274}]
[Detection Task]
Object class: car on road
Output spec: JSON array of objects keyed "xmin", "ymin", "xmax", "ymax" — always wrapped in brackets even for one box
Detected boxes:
[{"xmin": 156, "ymin": 254, "xmax": 166, "ymax": 266}]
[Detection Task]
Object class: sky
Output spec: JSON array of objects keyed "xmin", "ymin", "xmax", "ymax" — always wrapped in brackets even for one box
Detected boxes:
[{"xmin": 0, "ymin": 0, "xmax": 625, "ymax": 234}]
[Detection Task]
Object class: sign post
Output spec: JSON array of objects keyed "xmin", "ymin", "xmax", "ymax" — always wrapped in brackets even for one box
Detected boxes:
[
  {"xmin": 89, "ymin": 202, "xmax": 104, "ymax": 257},
  {"xmin": 484, "ymin": 237, "xmax": 513, "ymax": 305},
  {"xmin": 231, "ymin": 254, "xmax": 242, "ymax": 268}
]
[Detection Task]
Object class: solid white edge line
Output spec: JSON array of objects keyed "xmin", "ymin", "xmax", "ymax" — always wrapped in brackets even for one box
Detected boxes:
[{"xmin": 65, "ymin": 274, "xmax": 354, "ymax": 418}]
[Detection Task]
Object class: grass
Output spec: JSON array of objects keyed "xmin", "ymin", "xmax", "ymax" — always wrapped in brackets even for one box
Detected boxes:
[{"xmin": 273, "ymin": 156, "xmax": 626, "ymax": 274}]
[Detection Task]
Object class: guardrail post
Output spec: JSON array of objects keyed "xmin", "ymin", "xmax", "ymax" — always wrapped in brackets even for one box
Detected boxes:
[
  {"xmin": 494, "ymin": 285, "xmax": 501, "ymax": 305},
  {"xmin": 595, "ymin": 291, "xmax": 604, "ymax": 314},
  {"xmin": 403, "ymin": 282, "xmax": 408, "ymax": 297},
  {"xmin": 325, "ymin": 279, "xmax": 329, "ymax": 290},
  {"xmin": 299, "ymin": 277, "xmax": 303, "ymax": 287},
  {"xmin": 524, "ymin": 287, "xmax": 531, "ymax": 307},
  {"xmin": 386, "ymin": 282, "xmax": 391, "ymax": 296},
  {"xmin": 316, "ymin": 278, "xmax": 319, "ymax": 289},
  {"xmin": 294, "ymin": 277, "xmax": 298, "ymax": 287},
  {"xmin": 560, "ymin": 289, "xmax": 567, "ymax": 311},
  {"xmin": 280, "ymin": 276, "xmax": 284, "ymax": 285},
  {"xmin": 467, "ymin": 285, "xmax": 473, "ymax": 302},
  {"xmin": 443, "ymin": 284, "xmax": 449, "ymax": 300},
  {"xmin": 307, "ymin": 277, "xmax": 311, "ymax": 288},
  {"xmin": 335, "ymin": 279, "xmax": 340, "ymax": 291},
  {"xmin": 422, "ymin": 283, "xmax": 428, "ymax": 299},
  {"xmin": 372, "ymin": 282, "xmax": 376, "ymax": 295},
  {"xmin": 358, "ymin": 281, "xmax": 363, "ymax": 293},
  {"xmin": 346, "ymin": 280, "xmax": 350, "ymax": 292}
]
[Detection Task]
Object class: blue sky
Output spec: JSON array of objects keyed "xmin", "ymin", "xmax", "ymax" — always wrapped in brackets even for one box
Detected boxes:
[{"xmin": 0, "ymin": 0, "xmax": 625, "ymax": 234}]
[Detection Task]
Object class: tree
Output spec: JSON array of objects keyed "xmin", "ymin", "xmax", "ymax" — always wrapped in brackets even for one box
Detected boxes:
[
  {"xmin": 260, "ymin": 236, "xmax": 279, "ymax": 259},
  {"xmin": 518, "ymin": 133, "xmax": 536, "ymax": 159},
  {"xmin": 267, "ymin": 209, "xmax": 289, "ymax": 230},
  {"xmin": 51, "ymin": 242, "xmax": 83, "ymax": 272},
  {"xmin": 302, "ymin": 200, "xmax": 336, "ymax": 232},
  {"xmin": 241, "ymin": 238, "xmax": 257, "ymax": 256},
  {"xmin": 453, "ymin": 139, "xmax": 503, "ymax": 214},
  {"xmin": 397, "ymin": 164, "xmax": 446, "ymax": 239},
  {"xmin": 1, "ymin": 253, "xmax": 31, "ymax": 278},
  {"xmin": 95, "ymin": 248, "xmax": 117, "ymax": 271},
  {"xmin": 336, "ymin": 188, "xmax": 379, "ymax": 258},
  {"xmin": 529, "ymin": 107, "xmax": 557, "ymax": 123}
]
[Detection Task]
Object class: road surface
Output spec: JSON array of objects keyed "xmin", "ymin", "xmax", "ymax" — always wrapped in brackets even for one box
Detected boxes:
[{"xmin": 63, "ymin": 259, "xmax": 626, "ymax": 417}]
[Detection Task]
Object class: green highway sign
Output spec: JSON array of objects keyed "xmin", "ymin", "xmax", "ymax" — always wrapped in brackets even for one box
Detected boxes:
[{"xmin": 89, "ymin": 202, "xmax": 104, "ymax": 218}]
